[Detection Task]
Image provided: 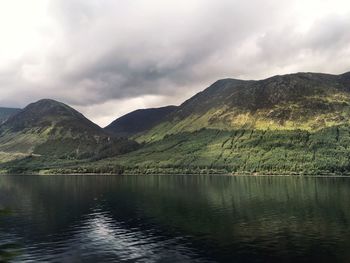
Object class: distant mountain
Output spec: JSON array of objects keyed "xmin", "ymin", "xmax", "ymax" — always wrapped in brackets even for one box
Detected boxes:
[
  {"xmin": 105, "ymin": 106, "xmax": 177, "ymax": 137},
  {"xmin": 0, "ymin": 107, "xmax": 21, "ymax": 124},
  {"xmin": 0, "ymin": 99, "xmax": 138, "ymax": 164},
  {"xmin": 136, "ymin": 72, "xmax": 350, "ymax": 142}
]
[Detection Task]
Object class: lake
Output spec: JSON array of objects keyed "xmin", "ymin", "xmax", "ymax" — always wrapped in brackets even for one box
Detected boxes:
[{"xmin": 0, "ymin": 175, "xmax": 350, "ymax": 262}]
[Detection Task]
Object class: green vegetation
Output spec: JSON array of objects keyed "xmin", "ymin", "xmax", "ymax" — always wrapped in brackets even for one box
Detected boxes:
[
  {"xmin": 3, "ymin": 125, "xmax": 350, "ymax": 175},
  {"xmin": 84, "ymin": 126, "xmax": 350, "ymax": 175}
]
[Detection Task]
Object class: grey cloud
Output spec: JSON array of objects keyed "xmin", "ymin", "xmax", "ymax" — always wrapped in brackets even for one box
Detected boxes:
[
  {"xmin": 0, "ymin": 0, "xmax": 349, "ymax": 124},
  {"xmin": 46, "ymin": 0, "xmax": 291, "ymax": 104},
  {"xmin": 253, "ymin": 14, "xmax": 350, "ymax": 71}
]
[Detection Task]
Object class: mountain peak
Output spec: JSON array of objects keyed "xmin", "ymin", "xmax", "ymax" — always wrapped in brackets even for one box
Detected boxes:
[
  {"xmin": 34, "ymin": 98, "xmax": 62, "ymax": 104},
  {"xmin": 1, "ymin": 98, "xmax": 102, "ymax": 134},
  {"xmin": 23, "ymin": 99, "xmax": 81, "ymax": 116},
  {"xmin": 25, "ymin": 98, "xmax": 70, "ymax": 109}
]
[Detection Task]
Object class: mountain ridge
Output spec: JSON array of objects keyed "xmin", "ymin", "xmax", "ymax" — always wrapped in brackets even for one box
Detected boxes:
[
  {"xmin": 1, "ymin": 70, "xmax": 350, "ymax": 175},
  {"xmin": 135, "ymin": 71, "xmax": 350, "ymax": 142}
]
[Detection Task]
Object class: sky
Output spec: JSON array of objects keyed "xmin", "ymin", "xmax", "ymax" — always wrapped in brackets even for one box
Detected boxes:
[{"xmin": 0, "ymin": 0, "xmax": 349, "ymax": 127}]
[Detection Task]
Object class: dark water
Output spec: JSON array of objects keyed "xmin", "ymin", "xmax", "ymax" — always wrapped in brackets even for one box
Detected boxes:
[{"xmin": 1, "ymin": 175, "xmax": 350, "ymax": 262}]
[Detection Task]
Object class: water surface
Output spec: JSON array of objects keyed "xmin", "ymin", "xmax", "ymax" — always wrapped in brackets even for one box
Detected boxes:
[{"xmin": 0, "ymin": 175, "xmax": 350, "ymax": 262}]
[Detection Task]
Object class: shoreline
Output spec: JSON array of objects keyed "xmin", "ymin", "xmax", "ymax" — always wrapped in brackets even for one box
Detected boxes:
[{"xmin": 1, "ymin": 172, "xmax": 350, "ymax": 178}]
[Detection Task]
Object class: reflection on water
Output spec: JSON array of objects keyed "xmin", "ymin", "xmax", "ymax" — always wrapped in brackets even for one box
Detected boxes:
[{"xmin": 0, "ymin": 175, "xmax": 350, "ymax": 262}]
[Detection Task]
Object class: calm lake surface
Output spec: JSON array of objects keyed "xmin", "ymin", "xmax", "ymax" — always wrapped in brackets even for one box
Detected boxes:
[{"xmin": 1, "ymin": 175, "xmax": 350, "ymax": 262}]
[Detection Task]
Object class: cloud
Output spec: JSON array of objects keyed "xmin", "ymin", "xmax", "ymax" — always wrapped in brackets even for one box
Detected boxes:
[{"xmin": 0, "ymin": 0, "xmax": 349, "ymax": 126}]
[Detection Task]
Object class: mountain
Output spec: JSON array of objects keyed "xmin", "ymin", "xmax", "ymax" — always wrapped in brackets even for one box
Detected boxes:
[
  {"xmin": 0, "ymin": 107, "xmax": 21, "ymax": 124},
  {"xmin": 136, "ymin": 72, "xmax": 350, "ymax": 142},
  {"xmin": 74, "ymin": 71, "xmax": 350, "ymax": 176},
  {"xmin": 1, "ymin": 99, "xmax": 103, "ymax": 134},
  {"xmin": 105, "ymin": 106, "xmax": 177, "ymax": 137},
  {"xmin": 2, "ymin": 71, "xmax": 350, "ymax": 175},
  {"xmin": 0, "ymin": 99, "xmax": 138, "ymax": 165}
]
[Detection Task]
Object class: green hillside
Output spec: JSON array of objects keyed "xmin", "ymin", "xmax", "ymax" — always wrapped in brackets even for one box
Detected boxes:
[{"xmin": 29, "ymin": 125, "xmax": 345, "ymax": 175}]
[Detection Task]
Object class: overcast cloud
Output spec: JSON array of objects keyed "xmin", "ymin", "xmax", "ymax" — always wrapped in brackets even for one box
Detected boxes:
[{"xmin": 0, "ymin": 0, "xmax": 349, "ymax": 126}]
